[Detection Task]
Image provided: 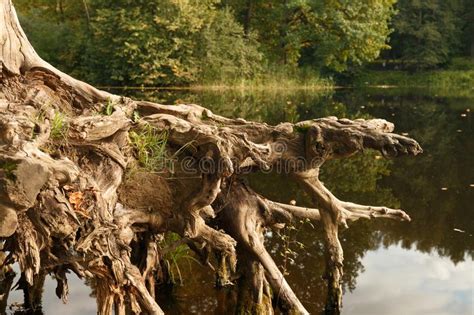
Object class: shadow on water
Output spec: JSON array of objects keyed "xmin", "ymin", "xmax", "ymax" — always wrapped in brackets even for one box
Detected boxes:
[{"xmin": 3, "ymin": 87, "xmax": 473, "ymax": 314}]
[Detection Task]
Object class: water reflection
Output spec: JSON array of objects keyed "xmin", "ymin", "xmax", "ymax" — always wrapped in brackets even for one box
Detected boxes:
[
  {"xmin": 5, "ymin": 269, "xmax": 95, "ymax": 315},
  {"xmin": 344, "ymin": 245, "xmax": 473, "ymax": 315},
  {"xmin": 3, "ymin": 88, "xmax": 473, "ymax": 314}
]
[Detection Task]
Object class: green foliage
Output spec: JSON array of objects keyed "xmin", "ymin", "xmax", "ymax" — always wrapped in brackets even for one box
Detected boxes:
[
  {"xmin": 129, "ymin": 124, "xmax": 169, "ymax": 171},
  {"xmin": 132, "ymin": 110, "xmax": 141, "ymax": 123},
  {"xmin": 276, "ymin": 220, "xmax": 309, "ymax": 275},
  {"xmin": 293, "ymin": 123, "xmax": 312, "ymax": 133},
  {"xmin": 18, "ymin": 0, "xmax": 472, "ymax": 85},
  {"xmin": 298, "ymin": 0, "xmax": 397, "ymax": 72},
  {"xmin": 15, "ymin": 0, "xmax": 91, "ymax": 78},
  {"xmin": 85, "ymin": 0, "xmax": 263, "ymax": 86},
  {"xmin": 50, "ymin": 112, "xmax": 68, "ymax": 140},
  {"xmin": 225, "ymin": 0, "xmax": 396, "ymax": 72},
  {"xmin": 355, "ymin": 68, "xmax": 474, "ymax": 92},
  {"xmin": 449, "ymin": 57, "xmax": 474, "ymax": 71},
  {"xmin": 462, "ymin": 0, "xmax": 474, "ymax": 57},
  {"xmin": 195, "ymin": 66, "xmax": 332, "ymax": 90},
  {"xmin": 14, "ymin": 0, "xmax": 399, "ymax": 86},
  {"xmin": 387, "ymin": 0, "xmax": 464, "ymax": 69},
  {"xmin": 102, "ymin": 99, "xmax": 115, "ymax": 116},
  {"xmin": 321, "ymin": 150, "xmax": 394, "ymax": 197},
  {"xmin": 160, "ymin": 232, "xmax": 198, "ymax": 285},
  {"xmin": 197, "ymin": 7, "xmax": 263, "ymax": 83}
]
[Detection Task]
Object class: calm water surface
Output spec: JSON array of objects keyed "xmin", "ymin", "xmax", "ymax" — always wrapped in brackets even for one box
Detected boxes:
[{"xmin": 6, "ymin": 88, "xmax": 473, "ymax": 314}]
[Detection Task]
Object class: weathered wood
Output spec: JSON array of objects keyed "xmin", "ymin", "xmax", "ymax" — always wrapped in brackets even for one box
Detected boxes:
[{"xmin": 0, "ymin": 1, "xmax": 422, "ymax": 314}]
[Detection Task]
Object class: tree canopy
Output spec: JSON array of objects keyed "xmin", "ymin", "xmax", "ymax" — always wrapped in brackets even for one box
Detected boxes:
[
  {"xmin": 14, "ymin": 0, "xmax": 398, "ymax": 86},
  {"xmin": 14, "ymin": 0, "xmax": 474, "ymax": 86},
  {"xmin": 387, "ymin": 0, "xmax": 464, "ymax": 69}
]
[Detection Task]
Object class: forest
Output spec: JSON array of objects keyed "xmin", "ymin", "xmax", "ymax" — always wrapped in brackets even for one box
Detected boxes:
[{"xmin": 14, "ymin": 0, "xmax": 474, "ymax": 87}]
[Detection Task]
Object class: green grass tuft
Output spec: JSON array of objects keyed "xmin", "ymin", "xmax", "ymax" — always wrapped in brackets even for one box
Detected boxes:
[
  {"xmin": 102, "ymin": 99, "xmax": 115, "ymax": 116},
  {"xmin": 129, "ymin": 124, "xmax": 169, "ymax": 171},
  {"xmin": 161, "ymin": 232, "xmax": 198, "ymax": 285},
  {"xmin": 132, "ymin": 110, "xmax": 141, "ymax": 123},
  {"xmin": 50, "ymin": 112, "xmax": 68, "ymax": 140},
  {"xmin": 194, "ymin": 66, "xmax": 333, "ymax": 91}
]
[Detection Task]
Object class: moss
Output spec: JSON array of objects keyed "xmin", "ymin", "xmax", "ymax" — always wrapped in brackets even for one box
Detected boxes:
[{"xmin": 293, "ymin": 123, "xmax": 312, "ymax": 133}]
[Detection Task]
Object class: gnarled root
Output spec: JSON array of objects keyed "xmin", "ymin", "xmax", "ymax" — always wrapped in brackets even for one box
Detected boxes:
[
  {"xmin": 214, "ymin": 180, "xmax": 309, "ymax": 314},
  {"xmin": 290, "ymin": 169, "xmax": 409, "ymax": 313}
]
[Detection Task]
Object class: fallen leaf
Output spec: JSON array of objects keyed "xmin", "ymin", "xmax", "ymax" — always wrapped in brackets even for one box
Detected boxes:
[{"xmin": 69, "ymin": 191, "xmax": 83, "ymax": 211}]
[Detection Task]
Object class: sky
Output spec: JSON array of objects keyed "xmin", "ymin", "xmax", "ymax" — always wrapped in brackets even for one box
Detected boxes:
[{"xmin": 344, "ymin": 244, "xmax": 474, "ymax": 315}]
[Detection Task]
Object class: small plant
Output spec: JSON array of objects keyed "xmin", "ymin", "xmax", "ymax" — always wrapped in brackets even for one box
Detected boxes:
[
  {"xmin": 129, "ymin": 124, "xmax": 169, "ymax": 171},
  {"xmin": 0, "ymin": 160, "xmax": 17, "ymax": 180},
  {"xmin": 277, "ymin": 220, "xmax": 308, "ymax": 276},
  {"xmin": 50, "ymin": 112, "xmax": 68, "ymax": 140},
  {"xmin": 132, "ymin": 110, "xmax": 141, "ymax": 123},
  {"xmin": 102, "ymin": 99, "xmax": 115, "ymax": 116},
  {"xmin": 161, "ymin": 232, "xmax": 198, "ymax": 285}
]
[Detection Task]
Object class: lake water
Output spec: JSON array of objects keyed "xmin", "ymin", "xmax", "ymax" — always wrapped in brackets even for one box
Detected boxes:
[{"xmin": 5, "ymin": 87, "xmax": 474, "ymax": 314}]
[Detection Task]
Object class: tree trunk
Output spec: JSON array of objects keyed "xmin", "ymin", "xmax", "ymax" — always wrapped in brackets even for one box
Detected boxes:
[
  {"xmin": 0, "ymin": 0, "xmax": 422, "ymax": 314},
  {"xmin": 243, "ymin": 0, "xmax": 254, "ymax": 36}
]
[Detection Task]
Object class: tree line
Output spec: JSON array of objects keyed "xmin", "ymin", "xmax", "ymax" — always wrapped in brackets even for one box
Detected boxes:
[{"xmin": 15, "ymin": 0, "xmax": 474, "ymax": 87}]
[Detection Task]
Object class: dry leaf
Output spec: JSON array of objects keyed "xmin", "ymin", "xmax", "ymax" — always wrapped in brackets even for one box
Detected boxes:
[{"xmin": 68, "ymin": 191, "xmax": 83, "ymax": 211}]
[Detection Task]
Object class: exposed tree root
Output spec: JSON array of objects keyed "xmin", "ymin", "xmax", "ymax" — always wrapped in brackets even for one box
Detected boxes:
[{"xmin": 0, "ymin": 0, "xmax": 422, "ymax": 314}]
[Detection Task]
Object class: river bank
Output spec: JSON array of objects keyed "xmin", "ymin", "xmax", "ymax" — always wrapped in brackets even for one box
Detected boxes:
[{"xmin": 353, "ymin": 58, "xmax": 474, "ymax": 97}]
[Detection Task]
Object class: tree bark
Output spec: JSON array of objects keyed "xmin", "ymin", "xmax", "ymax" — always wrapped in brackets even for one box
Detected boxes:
[{"xmin": 0, "ymin": 1, "xmax": 422, "ymax": 314}]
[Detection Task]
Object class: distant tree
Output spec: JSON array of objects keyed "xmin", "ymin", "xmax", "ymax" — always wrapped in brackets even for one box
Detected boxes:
[
  {"xmin": 463, "ymin": 0, "xmax": 474, "ymax": 58},
  {"xmin": 15, "ymin": 0, "xmax": 398, "ymax": 85},
  {"xmin": 15, "ymin": 0, "xmax": 262, "ymax": 86},
  {"xmin": 388, "ymin": 0, "xmax": 463, "ymax": 69},
  {"xmin": 14, "ymin": 0, "xmax": 89, "ymax": 77},
  {"xmin": 224, "ymin": 0, "xmax": 397, "ymax": 72},
  {"xmin": 197, "ymin": 7, "xmax": 263, "ymax": 83}
]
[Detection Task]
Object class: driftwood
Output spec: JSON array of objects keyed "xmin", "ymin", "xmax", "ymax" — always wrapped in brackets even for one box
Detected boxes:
[{"xmin": 0, "ymin": 0, "xmax": 422, "ymax": 314}]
